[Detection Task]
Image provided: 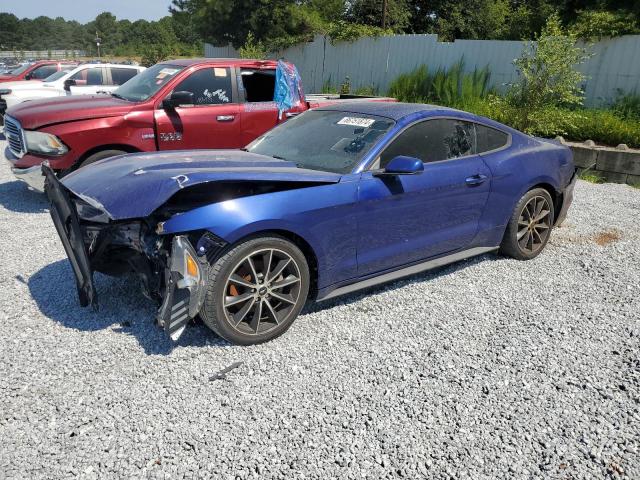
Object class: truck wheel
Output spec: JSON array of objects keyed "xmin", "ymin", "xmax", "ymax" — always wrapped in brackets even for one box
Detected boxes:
[
  {"xmin": 500, "ymin": 188, "xmax": 555, "ymax": 260},
  {"xmin": 78, "ymin": 149, "xmax": 127, "ymax": 169},
  {"xmin": 200, "ymin": 235, "xmax": 310, "ymax": 345}
]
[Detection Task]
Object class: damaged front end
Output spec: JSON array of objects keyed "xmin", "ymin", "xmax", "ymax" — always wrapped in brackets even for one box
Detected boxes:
[{"xmin": 43, "ymin": 164, "xmax": 222, "ymax": 341}]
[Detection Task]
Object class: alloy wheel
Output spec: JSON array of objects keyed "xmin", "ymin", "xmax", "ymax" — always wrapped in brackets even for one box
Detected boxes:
[
  {"xmin": 222, "ymin": 248, "xmax": 302, "ymax": 336},
  {"xmin": 517, "ymin": 195, "xmax": 552, "ymax": 254}
]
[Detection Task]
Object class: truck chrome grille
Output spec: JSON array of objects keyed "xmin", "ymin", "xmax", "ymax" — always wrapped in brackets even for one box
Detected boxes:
[{"xmin": 4, "ymin": 116, "xmax": 26, "ymax": 158}]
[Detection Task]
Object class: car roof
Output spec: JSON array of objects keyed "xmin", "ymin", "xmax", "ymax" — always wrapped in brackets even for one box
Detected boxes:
[
  {"xmin": 160, "ymin": 58, "xmax": 278, "ymax": 68},
  {"xmin": 314, "ymin": 102, "xmax": 460, "ymax": 121}
]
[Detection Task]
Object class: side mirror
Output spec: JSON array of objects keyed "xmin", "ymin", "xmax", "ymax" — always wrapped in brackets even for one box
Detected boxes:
[
  {"xmin": 163, "ymin": 91, "xmax": 195, "ymax": 109},
  {"xmin": 63, "ymin": 79, "xmax": 76, "ymax": 91},
  {"xmin": 24, "ymin": 72, "xmax": 32, "ymax": 80},
  {"xmin": 373, "ymin": 156, "xmax": 424, "ymax": 176}
]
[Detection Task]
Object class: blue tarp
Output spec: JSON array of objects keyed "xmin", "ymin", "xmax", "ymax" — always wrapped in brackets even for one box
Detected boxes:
[{"xmin": 274, "ymin": 60, "xmax": 305, "ymax": 119}]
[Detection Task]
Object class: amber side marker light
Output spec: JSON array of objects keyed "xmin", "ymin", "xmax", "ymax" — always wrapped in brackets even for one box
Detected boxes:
[{"xmin": 186, "ymin": 253, "xmax": 199, "ymax": 278}]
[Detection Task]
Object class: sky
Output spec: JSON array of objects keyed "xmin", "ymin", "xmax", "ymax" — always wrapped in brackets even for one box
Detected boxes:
[{"xmin": 1, "ymin": 0, "xmax": 174, "ymax": 23}]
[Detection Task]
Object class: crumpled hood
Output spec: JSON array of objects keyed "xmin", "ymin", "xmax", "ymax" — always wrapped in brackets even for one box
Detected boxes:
[
  {"xmin": 61, "ymin": 149, "xmax": 342, "ymax": 220},
  {"xmin": 7, "ymin": 95, "xmax": 133, "ymax": 129}
]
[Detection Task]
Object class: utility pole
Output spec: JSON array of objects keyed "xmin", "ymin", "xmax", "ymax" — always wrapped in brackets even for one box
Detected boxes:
[
  {"xmin": 95, "ymin": 31, "xmax": 101, "ymax": 59},
  {"xmin": 382, "ymin": 0, "xmax": 388, "ymax": 29}
]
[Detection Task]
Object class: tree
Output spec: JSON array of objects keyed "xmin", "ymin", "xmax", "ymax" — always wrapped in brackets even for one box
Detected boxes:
[
  {"xmin": 569, "ymin": 9, "xmax": 640, "ymax": 39},
  {"xmin": 346, "ymin": 0, "xmax": 410, "ymax": 31},
  {"xmin": 507, "ymin": 14, "xmax": 592, "ymax": 131},
  {"xmin": 0, "ymin": 13, "xmax": 21, "ymax": 49}
]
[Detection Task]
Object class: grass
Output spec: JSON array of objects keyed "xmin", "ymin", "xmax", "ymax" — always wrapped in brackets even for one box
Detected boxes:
[
  {"xmin": 578, "ymin": 170, "xmax": 605, "ymax": 184},
  {"xmin": 387, "ymin": 59, "xmax": 492, "ymax": 106}
]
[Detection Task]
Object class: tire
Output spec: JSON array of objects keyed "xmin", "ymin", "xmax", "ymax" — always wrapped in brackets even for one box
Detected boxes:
[
  {"xmin": 78, "ymin": 149, "xmax": 128, "ymax": 169},
  {"xmin": 200, "ymin": 235, "xmax": 310, "ymax": 345},
  {"xmin": 500, "ymin": 188, "xmax": 555, "ymax": 260}
]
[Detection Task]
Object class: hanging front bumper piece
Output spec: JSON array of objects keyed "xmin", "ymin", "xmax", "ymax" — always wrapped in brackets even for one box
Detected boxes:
[
  {"xmin": 43, "ymin": 163, "xmax": 208, "ymax": 342},
  {"xmin": 43, "ymin": 163, "xmax": 97, "ymax": 309},
  {"xmin": 157, "ymin": 236, "xmax": 208, "ymax": 341}
]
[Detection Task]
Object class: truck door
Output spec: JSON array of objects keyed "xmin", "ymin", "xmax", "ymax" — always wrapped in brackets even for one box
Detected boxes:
[
  {"xmin": 237, "ymin": 67, "xmax": 306, "ymax": 146},
  {"xmin": 154, "ymin": 66, "xmax": 242, "ymax": 150}
]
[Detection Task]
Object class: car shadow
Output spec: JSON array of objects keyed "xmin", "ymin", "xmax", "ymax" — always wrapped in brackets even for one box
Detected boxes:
[
  {"xmin": 28, "ymin": 260, "xmax": 229, "ymax": 355},
  {"xmin": 0, "ymin": 180, "xmax": 49, "ymax": 213},
  {"xmin": 303, "ymin": 252, "xmax": 500, "ymax": 315},
  {"xmin": 29, "ymin": 253, "xmax": 500, "ymax": 354}
]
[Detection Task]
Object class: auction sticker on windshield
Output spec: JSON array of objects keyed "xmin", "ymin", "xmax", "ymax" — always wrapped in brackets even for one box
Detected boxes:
[{"xmin": 337, "ymin": 117, "xmax": 376, "ymax": 128}]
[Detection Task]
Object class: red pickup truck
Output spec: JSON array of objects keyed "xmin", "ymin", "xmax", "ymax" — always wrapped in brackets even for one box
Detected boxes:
[
  {"xmin": 4, "ymin": 58, "xmax": 394, "ymax": 190},
  {"xmin": 0, "ymin": 60, "xmax": 78, "ymax": 83}
]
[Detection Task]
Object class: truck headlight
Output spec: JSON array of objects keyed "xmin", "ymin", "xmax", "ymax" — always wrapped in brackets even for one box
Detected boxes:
[
  {"xmin": 24, "ymin": 131, "xmax": 68, "ymax": 156},
  {"xmin": 0, "ymin": 89, "xmax": 11, "ymax": 95}
]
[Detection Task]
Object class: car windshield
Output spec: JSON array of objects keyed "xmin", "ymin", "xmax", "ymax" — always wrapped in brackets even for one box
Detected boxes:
[
  {"xmin": 43, "ymin": 70, "xmax": 69, "ymax": 82},
  {"xmin": 9, "ymin": 64, "xmax": 31, "ymax": 75},
  {"xmin": 111, "ymin": 63, "xmax": 184, "ymax": 102},
  {"xmin": 246, "ymin": 110, "xmax": 395, "ymax": 174}
]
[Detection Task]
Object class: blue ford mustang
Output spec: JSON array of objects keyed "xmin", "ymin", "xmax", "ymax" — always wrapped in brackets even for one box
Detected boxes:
[{"xmin": 44, "ymin": 103, "xmax": 576, "ymax": 344}]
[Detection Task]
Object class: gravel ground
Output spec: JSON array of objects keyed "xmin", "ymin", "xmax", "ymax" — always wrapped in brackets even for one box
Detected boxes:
[{"xmin": 0, "ymin": 138, "xmax": 639, "ymax": 479}]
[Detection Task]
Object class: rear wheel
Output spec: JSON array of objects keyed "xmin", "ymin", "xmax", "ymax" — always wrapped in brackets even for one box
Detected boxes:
[
  {"xmin": 500, "ymin": 188, "xmax": 554, "ymax": 260},
  {"xmin": 200, "ymin": 236, "xmax": 310, "ymax": 345}
]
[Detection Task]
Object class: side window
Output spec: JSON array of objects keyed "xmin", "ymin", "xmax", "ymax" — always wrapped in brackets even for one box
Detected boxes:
[
  {"xmin": 475, "ymin": 124, "xmax": 509, "ymax": 153},
  {"xmin": 71, "ymin": 68, "xmax": 104, "ymax": 86},
  {"xmin": 173, "ymin": 67, "xmax": 233, "ymax": 105},
  {"xmin": 110, "ymin": 68, "xmax": 138, "ymax": 86},
  {"xmin": 240, "ymin": 69, "xmax": 276, "ymax": 102},
  {"xmin": 379, "ymin": 119, "xmax": 476, "ymax": 167},
  {"xmin": 31, "ymin": 65, "xmax": 58, "ymax": 79}
]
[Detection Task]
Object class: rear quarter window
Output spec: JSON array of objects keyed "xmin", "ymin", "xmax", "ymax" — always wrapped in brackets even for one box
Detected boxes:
[{"xmin": 475, "ymin": 124, "xmax": 509, "ymax": 153}]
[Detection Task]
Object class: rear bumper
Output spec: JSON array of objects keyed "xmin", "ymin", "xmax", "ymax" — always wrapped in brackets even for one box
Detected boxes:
[{"xmin": 556, "ymin": 169, "xmax": 577, "ymax": 226}]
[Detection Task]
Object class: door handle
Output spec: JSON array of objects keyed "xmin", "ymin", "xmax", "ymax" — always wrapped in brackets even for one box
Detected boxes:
[
  {"xmin": 216, "ymin": 115, "xmax": 235, "ymax": 122},
  {"xmin": 465, "ymin": 174, "xmax": 488, "ymax": 186},
  {"xmin": 285, "ymin": 112, "xmax": 300, "ymax": 118}
]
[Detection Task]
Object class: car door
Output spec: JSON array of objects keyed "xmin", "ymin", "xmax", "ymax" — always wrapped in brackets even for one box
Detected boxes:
[
  {"xmin": 356, "ymin": 118, "xmax": 492, "ymax": 276},
  {"xmin": 154, "ymin": 66, "xmax": 242, "ymax": 150},
  {"xmin": 237, "ymin": 67, "xmax": 305, "ymax": 146},
  {"xmin": 68, "ymin": 66, "xmax": 107, "ymax": 95}
]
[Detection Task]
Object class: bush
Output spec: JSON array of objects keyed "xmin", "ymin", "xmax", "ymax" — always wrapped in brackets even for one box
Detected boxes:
[
  {"xmin": 454, "ymin": 96, "xmax": 640, "ymax": 148},
  {"xmin": 564, "ymin": 110, "xmax": 640, "ymax": 148},
  {"xmin": 507, "ymin": 14, "xmax": 591, "ymax": 132},
  {"xmin": 611, "ymin": 90, "xmax": 640, "ymax": 122}
]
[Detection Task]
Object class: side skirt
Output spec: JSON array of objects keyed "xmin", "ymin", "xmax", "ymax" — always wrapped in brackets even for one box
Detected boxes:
[{"xmin": 317, "ymin": 246, "xmax": 499, "ymax": 301}]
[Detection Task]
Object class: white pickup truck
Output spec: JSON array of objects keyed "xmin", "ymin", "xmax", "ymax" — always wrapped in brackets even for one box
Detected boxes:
[{"xmin": 0, "ymin": 63, "xmax": 145, "ymax": 124}]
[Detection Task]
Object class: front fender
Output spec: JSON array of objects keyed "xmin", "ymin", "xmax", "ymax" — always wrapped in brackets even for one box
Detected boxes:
[{"xmin": 161, "ymin": 180, "xmax": 360, "ymax": 289}]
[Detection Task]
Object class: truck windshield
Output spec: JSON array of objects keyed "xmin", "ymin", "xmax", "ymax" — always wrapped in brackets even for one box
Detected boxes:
[
  {"xmin": 9, "ymin": 64, "xmax": 31, "ymax": 75},
  {"xmin": 246, "ymin": 110, "xmax": 395, "ymax": 174},
  {"xmin": 43, "ymin": 70, "xmax": 69, "ymax": 82},
  {"xmin": 111, "ymin": 63, "xmax": 184, "ymax": 102}
]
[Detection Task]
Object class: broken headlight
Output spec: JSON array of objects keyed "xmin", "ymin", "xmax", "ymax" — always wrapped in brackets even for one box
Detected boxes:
[
  {"xmin": 24, "ymin": 131, "xmax": 68, "ymax": 156},
  {"xmin": 75, "ymin": 198, "xmax": 109, "ymax": 223}
]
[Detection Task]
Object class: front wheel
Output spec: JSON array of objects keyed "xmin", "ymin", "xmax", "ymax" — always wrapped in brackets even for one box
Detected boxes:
[
  {"xmin": 200, "ymin": 236, "xmax": 310, "ymax": 345},
  {"xmin": 500, "ymin": 188, "xmax": 555, "ymax": 260}
]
